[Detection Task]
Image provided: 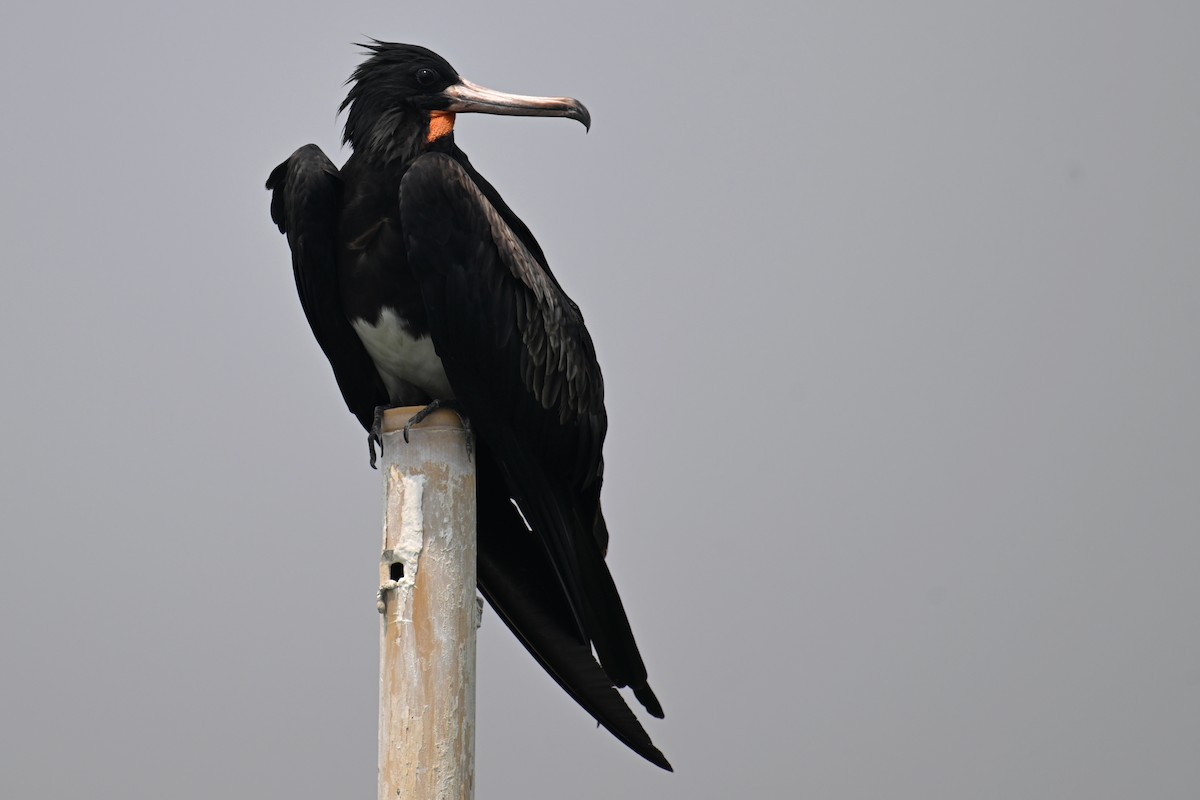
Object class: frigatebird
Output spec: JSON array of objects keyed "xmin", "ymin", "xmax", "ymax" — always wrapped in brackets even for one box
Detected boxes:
[{"xmin": 266, "ymin": 42, "xmax": 669, "ymax": 770}]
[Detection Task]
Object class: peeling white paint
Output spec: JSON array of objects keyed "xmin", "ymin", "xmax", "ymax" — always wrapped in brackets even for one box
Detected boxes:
[
  {"xmin": 379, "ymin": 468, "xmax": 426, "ymax": 619},
  {"xmin": 394, "ymin": 469, "xmax": 426, "ymax": 587}
]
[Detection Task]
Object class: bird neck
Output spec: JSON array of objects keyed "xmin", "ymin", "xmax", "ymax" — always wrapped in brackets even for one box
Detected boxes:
[
  {"xmin": 353, "ymin": 109, "xmax": 426, "ymax": 166},
  {"xmin": 351, "ymin": 110, "xmax": 457, "ymax": 168}
]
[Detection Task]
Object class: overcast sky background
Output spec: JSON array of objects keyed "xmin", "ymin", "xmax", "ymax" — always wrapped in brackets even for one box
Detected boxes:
[{"xmin": 2, "ymin": 1, "xmax": 1198, "ymax": 798}]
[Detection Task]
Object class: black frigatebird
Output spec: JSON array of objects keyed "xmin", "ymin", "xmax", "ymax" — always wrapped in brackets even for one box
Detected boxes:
[{"xmin": 266, "ymin": 42, "xmax": 669, "ymax": 770}]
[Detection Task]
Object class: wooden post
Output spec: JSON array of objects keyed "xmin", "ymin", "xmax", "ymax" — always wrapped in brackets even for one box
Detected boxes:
[{"xmin": 376, "ymin": 407, "xmax": 477, "ymax": 800}]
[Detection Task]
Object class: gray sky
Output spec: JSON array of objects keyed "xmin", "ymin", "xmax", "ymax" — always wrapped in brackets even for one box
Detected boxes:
[{"xmin": 3, "ymin": 1, "xmax": 1198, "ymax": 798}]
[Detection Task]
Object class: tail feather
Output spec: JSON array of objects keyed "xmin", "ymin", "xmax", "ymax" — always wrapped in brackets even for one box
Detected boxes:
[
  {"xmin": 476, "ymin": 453, "xmax": 671, "ymax": 770},
  {"xmin": 633, "ymin": 683, "xmax": 664, "ymax": 720},
  {"xmin": 490, "ymin": 436, "xmax": 662, "ymax": 719}
]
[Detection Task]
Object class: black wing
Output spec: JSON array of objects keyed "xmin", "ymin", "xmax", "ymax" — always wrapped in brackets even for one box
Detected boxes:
[
  {"xmin": 266, "ymin": 145, "xmax": 388, "ymax": 429},
  {"xmin": 398, "ymin": 153, "xmax": 665, "ymax": 742}
]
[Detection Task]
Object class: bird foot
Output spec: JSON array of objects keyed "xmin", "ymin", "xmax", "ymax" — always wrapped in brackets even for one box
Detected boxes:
[
  {"xmin": 368, "ymin": 404, "xmax": 396, "ymax": 469},
  {"xmin": 368, "ymin": 401, "xmax": 474, "ymax": 466},
  {"xmin": 402, "ymin": 400, "xmax": 473, "ymax": 460}
]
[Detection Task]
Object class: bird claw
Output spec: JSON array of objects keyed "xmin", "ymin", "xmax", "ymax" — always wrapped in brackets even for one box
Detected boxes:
[
  {"xmin": 402, "ymin": 400, "xmax": 473, "ymax": 460},
  {"xmin": 368, "ymin": 404, "xmax": 391, "ymax": 469},
  {"xmin": 401, "ymin": 399, "xmax": 445, "ymax": 443}
]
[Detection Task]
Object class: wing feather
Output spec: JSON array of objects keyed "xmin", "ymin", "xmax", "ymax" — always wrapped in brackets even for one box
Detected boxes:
[
  {"xmin": 266, "ymin": 145, "xmax": 388, "ymax": 429},
  {"xmin": 398, "ymin": 152, "xmax": 661, "ymax": 719}
]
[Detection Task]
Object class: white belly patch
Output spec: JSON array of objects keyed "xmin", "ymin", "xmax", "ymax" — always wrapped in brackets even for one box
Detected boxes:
[{"xmin": 351, "ymin": 307, "xmax": 455, "ymax": 401}]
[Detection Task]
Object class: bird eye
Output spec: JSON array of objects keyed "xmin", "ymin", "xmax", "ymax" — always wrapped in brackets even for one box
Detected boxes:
[{"xmin": 416, "ymin": 68, "xmax": 438, "ymax": 87}]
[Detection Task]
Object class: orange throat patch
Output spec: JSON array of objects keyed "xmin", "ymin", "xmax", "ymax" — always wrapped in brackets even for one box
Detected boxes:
[{"xmin": 426, "ymin": 111, "xmax": 456, "ymax": 143}]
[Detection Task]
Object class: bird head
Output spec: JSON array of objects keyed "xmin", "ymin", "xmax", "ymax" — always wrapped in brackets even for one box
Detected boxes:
[{"xmin": 340, "ymin": 42, "xmax": 590, "ymax": 161}]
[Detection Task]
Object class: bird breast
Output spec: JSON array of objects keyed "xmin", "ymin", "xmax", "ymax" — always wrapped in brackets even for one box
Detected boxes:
[{"xmin": 351, "ymin": 307, "xmax": 455, "ymax": 403}]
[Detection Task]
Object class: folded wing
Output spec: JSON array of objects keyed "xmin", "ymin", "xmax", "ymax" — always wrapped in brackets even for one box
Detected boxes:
[
  {"xmin": 398, "ymin": 152, "xmax": 664, "ymax": 729},
  {"xmin": 267, "ymin": 145, "xmax": 388, "ymax": 428}
]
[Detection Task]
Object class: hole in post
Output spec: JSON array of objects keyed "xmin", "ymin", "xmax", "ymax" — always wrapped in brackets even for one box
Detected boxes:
[{"xmin": 390, "ymin": 562, "xmax": 404, "ymax": 581}]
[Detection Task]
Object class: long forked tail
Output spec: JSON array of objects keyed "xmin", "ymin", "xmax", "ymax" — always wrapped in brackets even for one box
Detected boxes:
[
  {"xmin": 502, "ymin": 445, "xmax": 665, "ymax": 722},
  {"xmin": 475, "ymin": 455, "xmax": 671, "ymax": 771}
]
